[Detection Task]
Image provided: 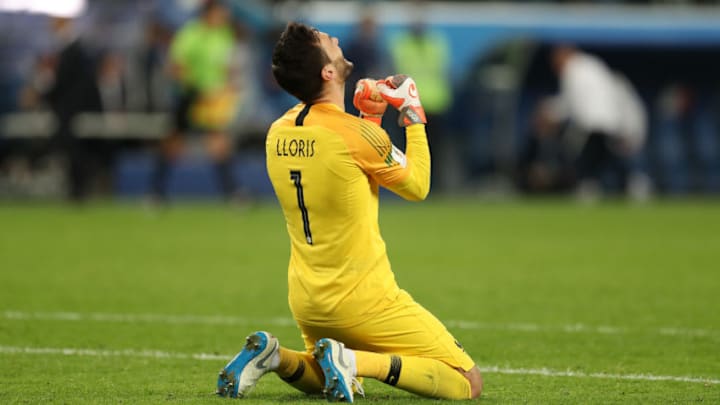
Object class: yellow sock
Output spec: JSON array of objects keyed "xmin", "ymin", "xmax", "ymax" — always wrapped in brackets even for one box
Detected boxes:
[
  {"xmin": 354, "ymin": 350, "xmax": 471, "ymax": 400},
  {"xmin": 354, "ymin": 350, "xmax": 391, "ymax": 380},
  {"xmin": 275, "ymin": 348, "xmax": 324, "ymax": 394}
]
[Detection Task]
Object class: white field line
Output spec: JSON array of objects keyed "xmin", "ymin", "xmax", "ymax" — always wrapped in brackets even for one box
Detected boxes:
[
  {"xmin": 479, "ymin": 365, "xmax": 720, "ymax": 385},
  {"xmin": 0, "ymin": 345, "xmax": 717, "ymax": 386},
  {"xmin": 446, "ymin": 320, "xmax": 719, "ymax": 339},
  {"xmin": 0, "ymin": 345, "xmax": 227, "ymax": 361},
  {"xmin": 1, "ymin": 310, "xmax": 297, "ymax": 327},
  {"xmin": 2, "ymin": 310, "xmax": 718, "ymax": 340}
]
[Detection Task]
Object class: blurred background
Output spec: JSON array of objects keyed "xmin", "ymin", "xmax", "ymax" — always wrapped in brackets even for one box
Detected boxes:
[{"xmin": 1, "ymin": 0, "xmax": 719, "ymax": 202}]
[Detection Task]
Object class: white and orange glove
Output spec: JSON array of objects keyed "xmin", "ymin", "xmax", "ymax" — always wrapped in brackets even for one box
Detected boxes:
[
  {"xmin": 377, "ymin": 74, "xmax": 426, "ymax": 127},
  {"xmin": 353, "ymin": 78, "xmax": 387, "ymax": 126}
]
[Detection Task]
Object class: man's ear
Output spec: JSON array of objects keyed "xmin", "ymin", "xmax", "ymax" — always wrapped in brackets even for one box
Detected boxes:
[{"xmin": 321, "ymin": 63, "xmax": 335, "ymax": 81}]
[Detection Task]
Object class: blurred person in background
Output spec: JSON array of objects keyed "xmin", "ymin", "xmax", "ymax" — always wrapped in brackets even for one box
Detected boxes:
[
  {"xmin": 29, "ymin": 16, "xmax": 103, "ymax": 201},
  {"xmin": 150, "ymin": 0, "xmax": 239, "ymax": 202},
  {"xmin": 97, "ymin": 52, "xmax": 129, "ymax": 113},
  {"xmin": 91, "ymin": 51, "xmax": 136, "ymax": 194},
  {"xmin": 541, "ymin": 45, "xmax": 650, "ymax": 200},
  {"xmin": 16, "ymin": 54, "xmax": 56, "ymax": 151},
  {"xmin": 388, "ymin": 0, "xmax": 453, "ymax": 189},
  {"xmin": 343, "ymin": 11, "xmax": 388, "ymax": 115},
  {"xmin": 138, "ymin": 19, "xmax": 173, "ymax": 113},
  {"xmin": 516, "ymin": 101, "xmax": 575, "ymax": 194},
  {"xmin": 654, "ymin": 83, "xmax": 720, "ymax": 193},
  {"xmin": 226, "ymin": 20, "xmax": 263, "ymax": 136}
]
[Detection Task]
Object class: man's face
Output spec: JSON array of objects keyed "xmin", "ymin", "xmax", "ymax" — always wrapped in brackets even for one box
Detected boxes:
[
  {"xmin": 205, "ymin": 5, "xmax": 230, "ymax": 27},
  {"xmin": 551, "ymin": 47, "xmax": 573, "ymax": 76},
  {"xmin": 317, "ymin": 31, "xmax": 353, "ymax": 81}
]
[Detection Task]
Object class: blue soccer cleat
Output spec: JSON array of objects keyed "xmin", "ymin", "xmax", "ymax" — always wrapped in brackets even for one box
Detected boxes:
[
  {"xmin": 313, "ymin": 338, "xmax": 364, "ymax": 403},
  {"xmin": 216, "ymin": 331, "xmax": 279, "ymax": 398}
]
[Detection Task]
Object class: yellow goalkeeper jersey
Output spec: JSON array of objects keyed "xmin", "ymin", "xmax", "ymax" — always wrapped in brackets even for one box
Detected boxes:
[{"xmin": 266, "ymin": 102, "xmax": 430, "ymax": 327}]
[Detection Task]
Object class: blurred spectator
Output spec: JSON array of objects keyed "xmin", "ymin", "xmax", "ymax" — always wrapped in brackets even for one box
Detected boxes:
[
  {"xmin": 41, "ymin": 16, "xmax": 103, "ymax": 201},
  {"xmin": 97, "ymin": 52, "xmax": 128, "ymax": 112},
  {"xmin": 516, "ymin": 102, "xmax": 575, "ymax": 194},
  {"xmin": 227, "ymin": 21, "xmax": 261, "ymax": 132},
  {"xmin": 389, "ymin": 3, "xmax": 451, "ymax": 119},
  {"xmin": 138, "ymin": 19, "xmax": 173, "ymax": 113},
  {"xmin": 388, "ymin": 1, "xmax": 453, "ymax": 189},
  {"xmin": 19, "ymin": 54, "xmax": 56, "ymax": 111},
  {"xmin": 653, "ymin": 84, "xmax": 720, "ymax": 193},
  {"xmin": 150, "ymin": 0, "xmax": 239, "ymax": 202},
  {"xmin": 541, "ymin": 45, "xmax": 650, "ymax": 200},
  {"xmin": 343, "ymin": 11, "xmax": 388, "ymax": 115},
  {"xmin": 456, "ymin": 38, "xmax": 538, "ymax": 184}
]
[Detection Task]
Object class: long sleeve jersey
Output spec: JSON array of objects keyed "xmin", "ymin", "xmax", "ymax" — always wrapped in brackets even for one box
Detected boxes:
[{"xmin": 265, "ymin": 102, "xmax": 430, "ymax": 327}]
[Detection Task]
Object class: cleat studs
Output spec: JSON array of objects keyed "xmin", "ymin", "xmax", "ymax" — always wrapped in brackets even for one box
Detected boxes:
[{"xmin": 246, "ymin": 333, "xmax": 263, "ymax": 351}]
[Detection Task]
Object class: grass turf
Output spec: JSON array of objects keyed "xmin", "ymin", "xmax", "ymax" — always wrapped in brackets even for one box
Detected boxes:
[{"xmin": 0, "ymin": 198, "xmax": 719, "ymax": 403}]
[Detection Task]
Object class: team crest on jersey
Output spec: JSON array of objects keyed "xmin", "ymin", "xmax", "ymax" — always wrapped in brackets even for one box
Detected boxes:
[{"xmin": 385, "ymin": 144, "xmax": 407, "ymax": 167}]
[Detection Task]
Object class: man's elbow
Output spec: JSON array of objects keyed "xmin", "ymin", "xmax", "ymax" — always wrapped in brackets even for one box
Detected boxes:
[
  {"xmin": 392, "ymin": 174, "xmax": 430, "ymax": 201},
  {"xmin": 404, "ymin": 186, "xmax": 430, "ymax": 201}
]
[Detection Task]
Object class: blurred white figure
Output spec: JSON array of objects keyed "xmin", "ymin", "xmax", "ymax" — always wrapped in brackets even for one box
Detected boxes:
[{"xmin": 543, "ymin": 46, "xmax": 650, "ymax": 201}]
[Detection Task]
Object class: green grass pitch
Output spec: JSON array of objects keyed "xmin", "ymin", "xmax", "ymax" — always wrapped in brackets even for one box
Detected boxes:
[{"xmin": 1, "ymin": 198, "xmax": 719, "ymax": 404}]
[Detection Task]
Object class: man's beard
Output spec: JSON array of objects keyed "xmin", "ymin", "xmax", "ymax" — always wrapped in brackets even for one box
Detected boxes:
[{"xmin": 334, "ymin": 57, "xmax": 354, "ymax": 82}]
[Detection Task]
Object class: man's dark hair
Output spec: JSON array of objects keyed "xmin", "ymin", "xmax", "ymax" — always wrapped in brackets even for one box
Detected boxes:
[{"xmin": 272, "ymin": 22, "xmax": 331, "ymax": 103}]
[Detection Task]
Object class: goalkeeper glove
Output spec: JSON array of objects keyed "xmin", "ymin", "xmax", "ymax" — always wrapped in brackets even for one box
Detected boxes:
[
  {"xmin": 353, "ymin": 78, "xmax": 387, "ymax": 126},
  {"xmin": 377, "ymin": 74, "xmax": 427, "ymax": 127}
]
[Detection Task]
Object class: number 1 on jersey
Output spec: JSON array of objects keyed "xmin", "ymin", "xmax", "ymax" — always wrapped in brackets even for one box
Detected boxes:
[{"xmin": 290, "ymin": 170, "xmax": 313, "ymax": 245}]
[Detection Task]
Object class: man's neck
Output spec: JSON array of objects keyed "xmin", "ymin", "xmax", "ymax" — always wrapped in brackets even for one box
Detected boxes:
[{"xmin": 314, "ymin": 84, "xmax": 345, "ymax": 111}]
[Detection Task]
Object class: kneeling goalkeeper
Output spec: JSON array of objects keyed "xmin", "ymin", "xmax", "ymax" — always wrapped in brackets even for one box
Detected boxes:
[{"xmin": 216, "ymin": 21, "xmax": 483, "ymax": 402}]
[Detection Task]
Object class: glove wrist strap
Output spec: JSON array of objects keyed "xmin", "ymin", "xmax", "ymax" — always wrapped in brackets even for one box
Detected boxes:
[
  {"xmin": 397, "ymin": 106, "xmax": 427, "ymax": 127},
  {"xmin": 360, "ymin": 112, "xmax": 383, "ymax": 126}
]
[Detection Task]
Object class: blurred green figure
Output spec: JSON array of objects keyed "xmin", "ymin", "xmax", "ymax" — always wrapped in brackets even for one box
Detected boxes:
[
  {"xmin": 389, "ymin": 5, "xmax": 451, "ymax": 117},
  {"xmin": 152, "ymin": 0, "xmax": 238, "ymax": 201},
  {"xmin": 388, "ymin": 1, "xmax": 454, "ymax": 190}
]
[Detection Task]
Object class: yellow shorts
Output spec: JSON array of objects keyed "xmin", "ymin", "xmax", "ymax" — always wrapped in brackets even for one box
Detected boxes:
[{"xmin": 296, "ymin": 290, "xmax": 475, "ymax": 372}]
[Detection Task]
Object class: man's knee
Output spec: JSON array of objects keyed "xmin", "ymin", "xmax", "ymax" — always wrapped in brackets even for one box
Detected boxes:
[{"xmin": 464, "ymin": 366, "xmax": 483, "ymax": 399}]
